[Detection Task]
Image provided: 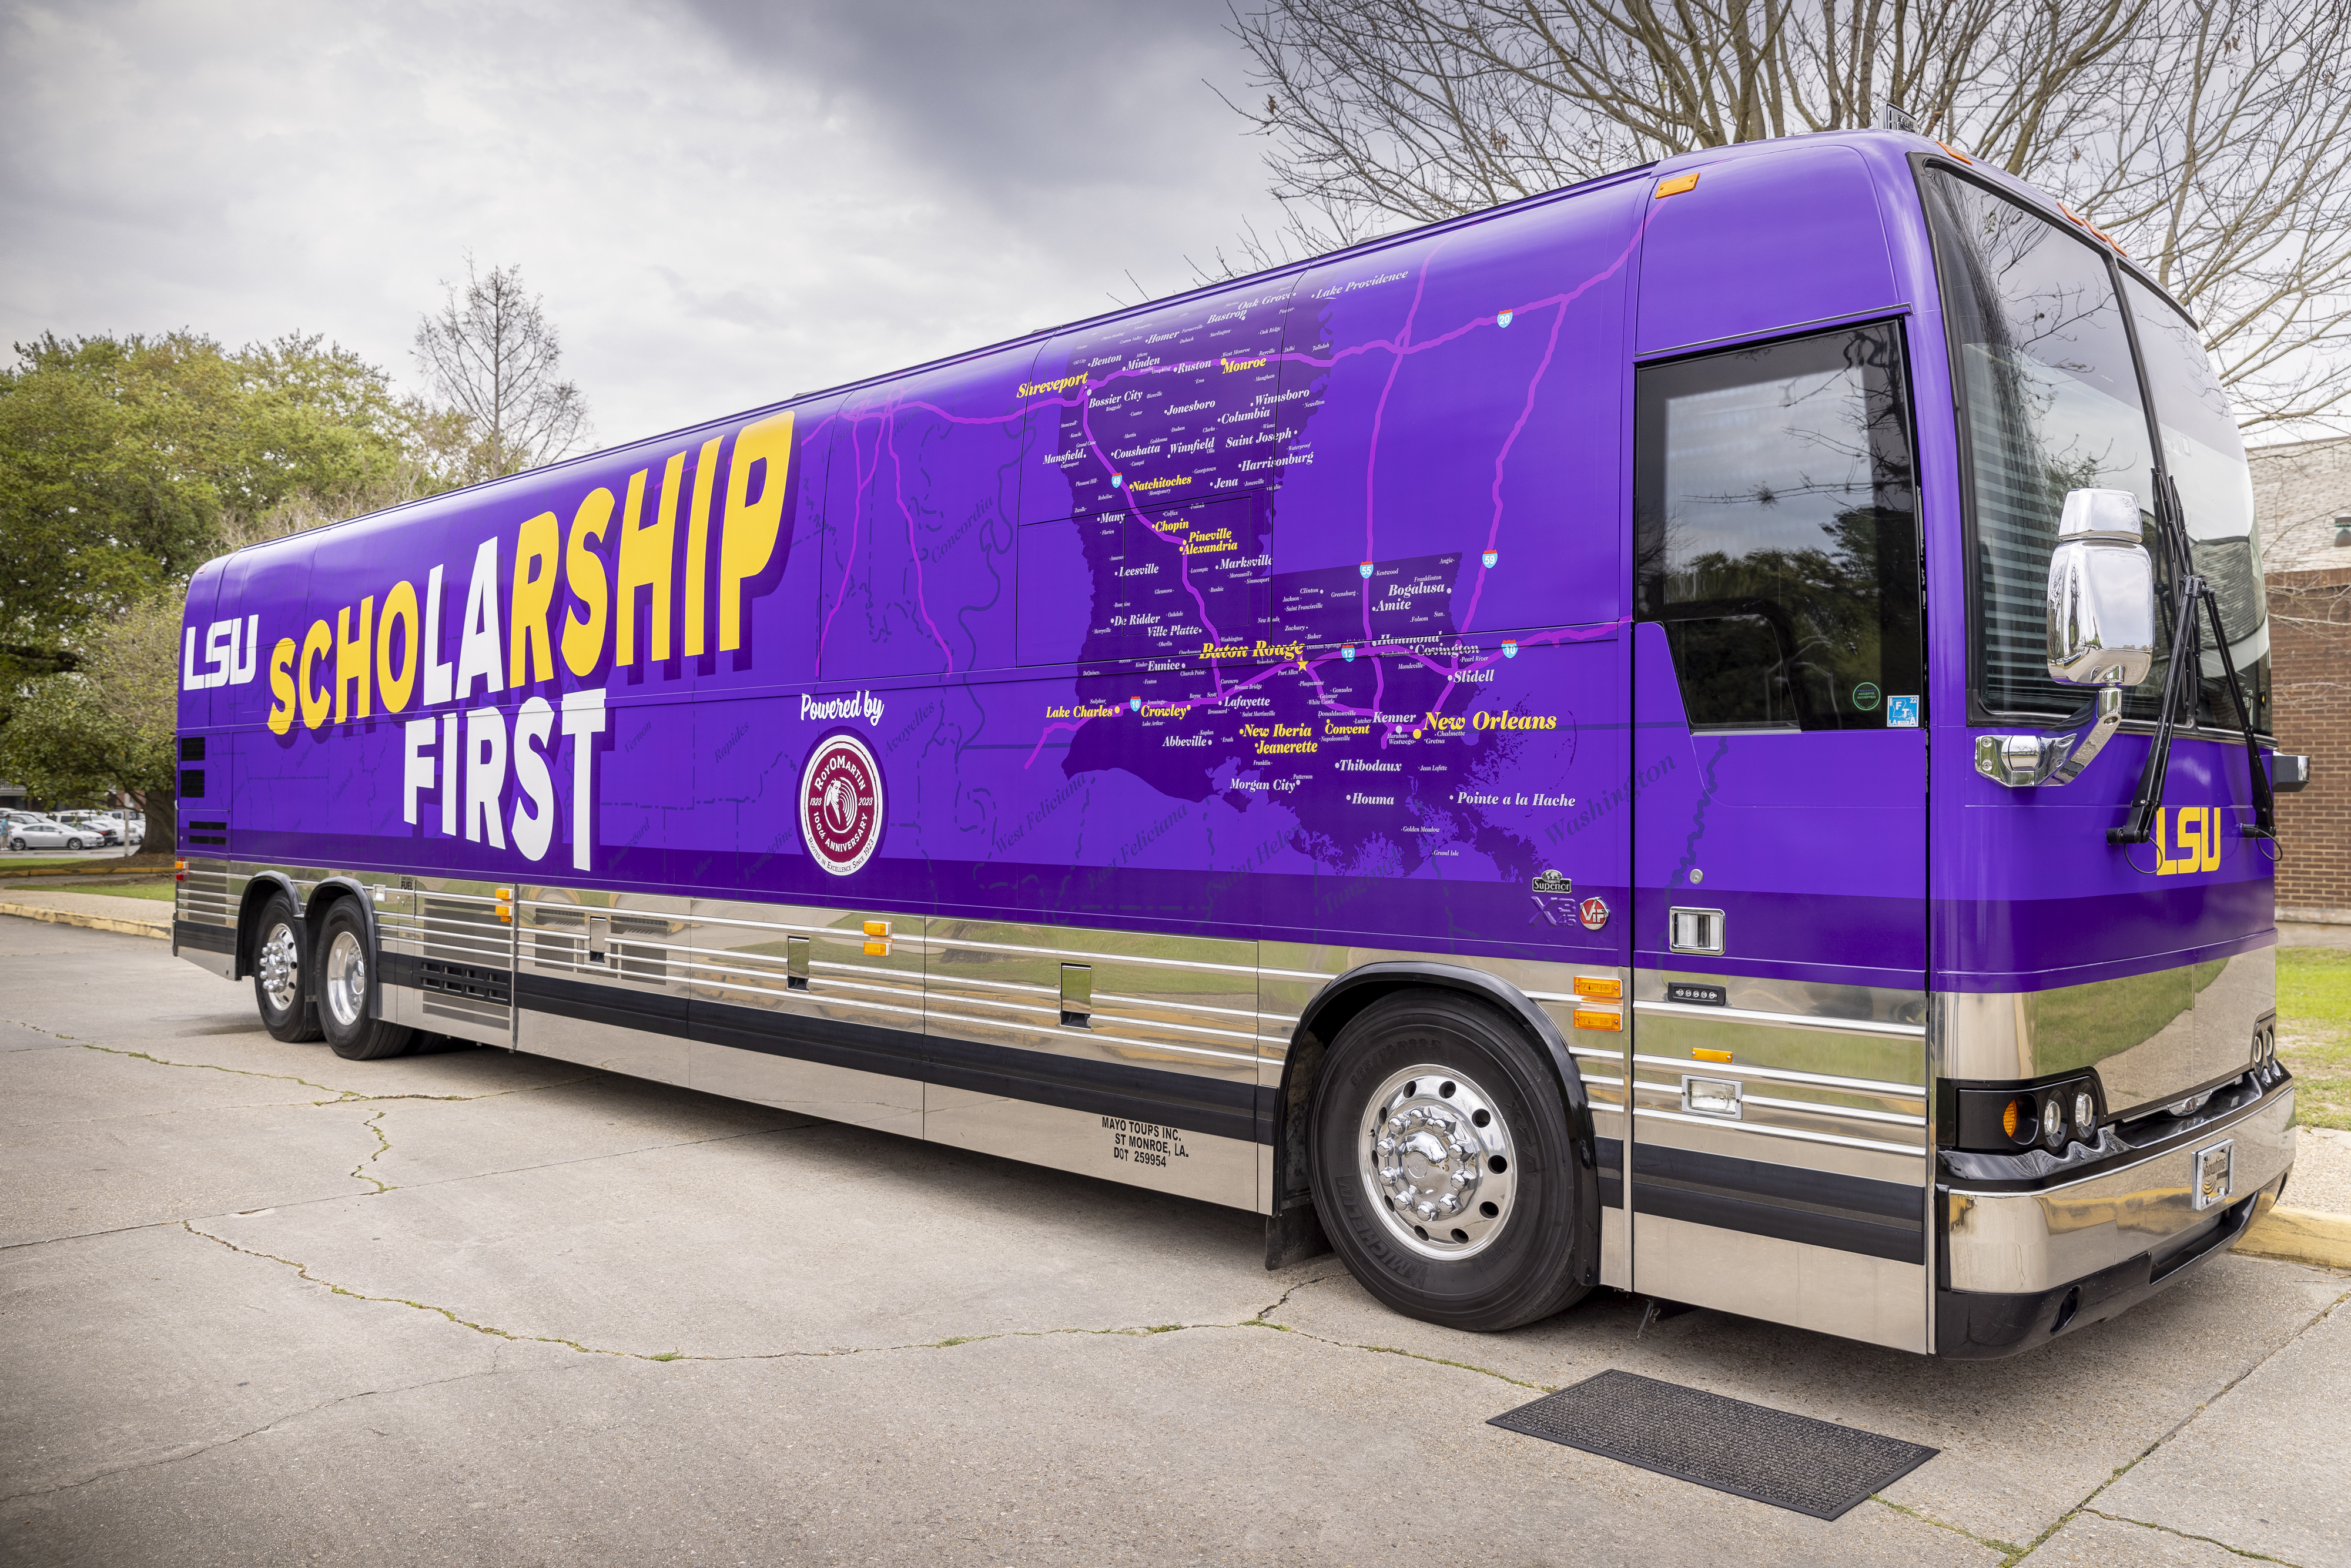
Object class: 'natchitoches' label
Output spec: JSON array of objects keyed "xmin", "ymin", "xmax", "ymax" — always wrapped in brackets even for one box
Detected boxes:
[{"xmin": 801, "ymin": 735, "xmax": 882, "ymax": 876}]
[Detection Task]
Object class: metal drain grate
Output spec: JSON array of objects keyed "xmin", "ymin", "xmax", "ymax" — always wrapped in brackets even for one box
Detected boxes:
[{"xmin": 1489, "ymin": 1369, "xmax": 1936, "ymax": 1520}]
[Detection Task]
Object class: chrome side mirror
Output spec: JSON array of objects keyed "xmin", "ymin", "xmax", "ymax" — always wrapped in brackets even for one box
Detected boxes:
[
  {"xmin": 2046, "ymin": 488, "xmax": 2155, "ymax": 687},
  {"xmin": 1978, "ymin": 490, "xmax": 2153, "ymax": 789}
]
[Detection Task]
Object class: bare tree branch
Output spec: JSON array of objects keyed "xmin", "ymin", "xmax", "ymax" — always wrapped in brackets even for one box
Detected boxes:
[
  {"xmin": 411, "ymin": 256, "xmax": 592, "ymax": 481},
  {"xmin": 1224, "ymin": 0, "xmax": 2351, "ymax": 431}
]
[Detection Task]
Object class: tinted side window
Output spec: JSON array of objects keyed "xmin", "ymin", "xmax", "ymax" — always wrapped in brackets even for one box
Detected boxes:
[{"xmin": 1635, "ymin": 323, "xmax": 1923, "ymax": 731}]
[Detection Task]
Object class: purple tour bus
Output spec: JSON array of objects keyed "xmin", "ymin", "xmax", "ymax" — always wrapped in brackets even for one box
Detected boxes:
[{"xmin": 172, "ymin": 130, "xmax": 2303, "ymax": 1356}]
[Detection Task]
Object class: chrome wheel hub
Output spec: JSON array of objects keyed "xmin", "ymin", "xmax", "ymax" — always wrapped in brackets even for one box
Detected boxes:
[
  {"xmin": 259, "ymin": 923, "xmax": 300, "ymax": 1013},
  {"xmin": 1358, "ymin": 1064, "xmax": 1518, "ymax": 1259},
  {"xmin": 323, "ymin": 929, "xmax": 366, "ymax": 1030}
]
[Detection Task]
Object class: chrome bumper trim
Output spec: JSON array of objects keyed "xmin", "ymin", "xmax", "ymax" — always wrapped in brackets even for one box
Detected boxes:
[{"xmin": 1944, "ymin": 1084, "xmax": 2295, "ymax": 1294}]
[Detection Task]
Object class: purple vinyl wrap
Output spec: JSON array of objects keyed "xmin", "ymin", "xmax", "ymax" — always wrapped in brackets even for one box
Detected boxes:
[{"xmin": 174, "ymin": 133, "xmax": 2273, "ymax": 999}]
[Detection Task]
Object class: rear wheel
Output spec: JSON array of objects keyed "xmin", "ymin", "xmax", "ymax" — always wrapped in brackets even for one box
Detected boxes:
[
  {"xmin": 1308, "ymin": 990, "xmax": 1592, "ymax": 1332},
  {"xmin": 252, "ymin": 893, "xmax": 323, "ymax": 1043},
  {"xmin": 316, "ymin": 901, "xmax": 414, "ymax": 1061}
]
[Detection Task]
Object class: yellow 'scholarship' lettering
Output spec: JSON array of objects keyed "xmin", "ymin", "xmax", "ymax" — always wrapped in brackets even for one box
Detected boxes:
[
  {"xmin": 299, "ymin": 619, "xmax": 333, "ymax": 731},
  {"xmin": 684, "ymin": 435, "xmax": 721, "ymax": 657},
  {"xmin": 378, "ymin": 580, "xmax": 420, "ymax": 713},
  {"xmin": 333, "ymin": 598, "xmax": 373, "ymax": 723},
  {"xmin": 562, "ymin": 488, "xmax": 615, "ymax": 678},
  {"xmin": 619, "ymin": 462, "xmax": 675, "ymax": 666},
  {"xmin": 720, "ymin": 412, "xmax": 793, "ymax": 654},
  {"xmin": 509, "ymin": 513, "xmax": 560, "ymax": 687},
  {"xmin": 266, "ymin": 637, "xmax": 299, "ymax": 735}
]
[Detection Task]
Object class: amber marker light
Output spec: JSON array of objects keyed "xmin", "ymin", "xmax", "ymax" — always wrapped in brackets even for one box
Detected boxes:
[
  {"xmin": 494, "ymin": 887, "xmax": 514, "ymax": 924},
  {"xmin": 1691, "ymin": 1048, "xmax": 1733, "ymax": 1064},
  {"xmin": 1935, "ymin": 141, "xmax": 1974, "ymax": 165},
  {"xmin": 1654, "ymin": 171, "xmax": 1700, "ymax": 199},
  {"xmin": 863, "ymin": 919, "xmax": 890, "ymax": 956},
  {"xmin": 1572, "ymin": 976, "xmax": 1622, "ymax": 999},
  {"xmin": 1572, "ymin": 1006, "xmax": 1622, "ymax": 1031},
  {"xmin": 174, "ymin": 859, "xmax": 187, "ymax": 883}
]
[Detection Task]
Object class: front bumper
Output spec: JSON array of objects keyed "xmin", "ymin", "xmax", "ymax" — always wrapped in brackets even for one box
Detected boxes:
[{"xmin": 1935, "ymin": 1076, "xmax": 2295, "ymax": 1358}]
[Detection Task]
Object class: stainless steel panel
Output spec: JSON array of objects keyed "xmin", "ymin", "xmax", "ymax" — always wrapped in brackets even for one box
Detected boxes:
[
  {"xmin": 1633, "ymin": 966, "xmax": 1927, "ymax": 1025},
  {"xmin": 1937, "ymin": 950, "xmax": 2275, "ymax": 1117},
  {"xmin": 1630, "ymin": 968, "xmax": 1929, "ymax": 1351},
  {"xmin": 1625, "ymin": 1105, "xmax": 1925, "ymax": 1186},
  {"xmin": 1946, "ymin": 1086, "xmax": 2296, "ymax": 1294},
  {"xmin": 174, "ymin": 858, "xmax": 234, "ymax": 935},
  {"xmin": 401, "ymin": 874, "xmax": 517, "ymax": 1041},
  {"xmin": 925, "ymin": 918, "xmax": 1259, "ymax": 1096},
  {"xmin": 922, "ymin": 1082, "xmax": 1259, "ymax": 1210},
  {"xmin": 517, "ymin": 1007, "xmax": 689, "ymax": 1084},
  {"xmin": 686, "ymin": 896, "xmax": 925, "ymax": 1043},
  {"xmin": 1600, "ymin": 1202, "xmax": 1631, "ymax": 1289},
  {"xmin": 1630, "ymin": 970, "xmax": 1930, "ymax": 1162},
  {"xmin": 686, "ymin": 1040, "xmax": 923, "ymax": 1136},
  {"xmin": 1636, "ymin": 1212, "xmax": 1928, "ymax": 1352}
]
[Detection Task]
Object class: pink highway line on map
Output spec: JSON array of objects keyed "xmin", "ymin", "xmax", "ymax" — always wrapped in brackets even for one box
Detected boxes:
[{"xmin": 885, "ymin": 412, "xmax": 959, "ymax": 672}]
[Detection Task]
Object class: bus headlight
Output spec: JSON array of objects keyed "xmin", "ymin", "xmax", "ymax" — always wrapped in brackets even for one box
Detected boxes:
[{"xmin": 1951, "ymin": 1074, "xmax": 2104, "ymax": 1154}]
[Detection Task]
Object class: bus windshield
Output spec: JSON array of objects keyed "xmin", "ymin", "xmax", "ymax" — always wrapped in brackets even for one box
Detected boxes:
[
  {"xmin": 2123, "ymin": 274, "xmax": 2271, "ymax": 732},
  {"xmin": 1922, "ymin": 167, "xmax": 2169, "ymax": 723}
]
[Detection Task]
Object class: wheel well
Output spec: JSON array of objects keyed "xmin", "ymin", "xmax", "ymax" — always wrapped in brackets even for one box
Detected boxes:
[
  {"xmin": 233, "ymin": 877, "xmax": 295, "ymax": 979},
  {"xmin": 1271, "ymin": 967, "xmax": 1591, "ymax": 1223}
]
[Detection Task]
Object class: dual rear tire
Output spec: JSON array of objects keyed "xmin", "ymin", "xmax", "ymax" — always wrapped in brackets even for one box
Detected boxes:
[
  {"xmin": 251, "ymin": 893, "xmax": 414, "ymax": 1060},
  {"xmin": 1307, "ymin": 990, "xmax": 1595, "ymax": 1333}
]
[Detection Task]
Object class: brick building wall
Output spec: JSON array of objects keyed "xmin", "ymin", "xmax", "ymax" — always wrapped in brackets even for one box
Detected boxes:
[
  {"xmin": 2249, "ymin": 437, "xmax": 2351, "ymax": 922},
  {"xmin": 2269, "ymin": 565, "xmax": 2351, "ymax": 920}
]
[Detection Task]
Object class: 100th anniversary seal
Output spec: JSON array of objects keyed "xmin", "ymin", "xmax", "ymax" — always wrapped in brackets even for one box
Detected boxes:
[{"xmin": 799, "ymin": 733, "xmax": 883, "ymax": 876}]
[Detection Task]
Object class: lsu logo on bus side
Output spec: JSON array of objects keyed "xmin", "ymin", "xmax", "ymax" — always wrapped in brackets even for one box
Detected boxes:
[{"xmin": 2155, "ymin": 806, "xmax": 2225, "ymax": 876}]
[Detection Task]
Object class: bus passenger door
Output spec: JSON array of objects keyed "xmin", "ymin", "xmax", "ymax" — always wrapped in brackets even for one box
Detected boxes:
[{"xmin": 1627, "ymin": 320, "xmax": 1934, "ymax": 1352}]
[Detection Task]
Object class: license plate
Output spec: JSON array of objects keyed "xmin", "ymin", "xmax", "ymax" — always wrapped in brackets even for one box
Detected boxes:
[{"xmin": 2192, "ymin": 1139, "xmax": 2235, "ymax": 1210}]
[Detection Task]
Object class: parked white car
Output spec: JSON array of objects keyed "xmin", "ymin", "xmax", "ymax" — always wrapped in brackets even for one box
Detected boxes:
[
  {"xmin": 53, "ymin": 812, "xmax": 123, "ymax": 846},
  {"xmin": 5, "ymin": 815, "xmax": 92, "ymax": 852}
]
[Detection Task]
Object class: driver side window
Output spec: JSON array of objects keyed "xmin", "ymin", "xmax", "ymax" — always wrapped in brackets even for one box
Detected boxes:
[{"xmin": 1634, "ymin": 322, "xmax": 1924, "ymax": 731}]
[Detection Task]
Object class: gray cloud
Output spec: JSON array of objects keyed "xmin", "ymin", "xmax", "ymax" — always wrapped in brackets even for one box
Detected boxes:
[{"xmin": 1, "ymin": 0, "xmax": 1277, "ymax": 448}]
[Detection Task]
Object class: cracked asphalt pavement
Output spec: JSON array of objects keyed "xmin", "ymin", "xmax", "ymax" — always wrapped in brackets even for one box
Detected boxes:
[{"xmin": 4, "ymin": 917, "xmax": 2347, "ymax": 1567}]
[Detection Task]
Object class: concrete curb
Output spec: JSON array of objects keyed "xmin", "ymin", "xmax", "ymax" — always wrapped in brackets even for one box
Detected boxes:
[
  {"xmin": 0, "ymin": 900, "xmax": 169, "ymax": 941},
  {"xmin": 2236, "ymin": 1204, "xmax": 2351, "ymax": 1271}
]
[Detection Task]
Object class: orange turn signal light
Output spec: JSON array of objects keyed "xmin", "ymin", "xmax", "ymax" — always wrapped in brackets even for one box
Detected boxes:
[
  {"xmin": 494, "ymin": 887, "xmax": 514, "ymax": 923},
  {"xmin": 1573, "ymin": 1006, "xmax": 1623, "ymax": 1032},
  {"xmin": 1573, "ymin": 975, "xmax": 1622, "ymax": 999},
  {"xmin": 1654, "ymin": 171, "xmax": 1700, "ymax": 199}
]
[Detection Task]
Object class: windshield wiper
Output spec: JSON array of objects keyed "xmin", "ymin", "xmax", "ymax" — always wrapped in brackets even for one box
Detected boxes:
[{"xmin": 2109, "ymin": 476, "xmax": 2276, "ymax": 847}]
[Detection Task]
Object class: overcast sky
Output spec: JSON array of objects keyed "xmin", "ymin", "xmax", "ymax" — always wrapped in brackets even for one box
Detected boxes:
[{"xmin": 1, "ymin": 0, "xmax": 1287, "ymax": 446}]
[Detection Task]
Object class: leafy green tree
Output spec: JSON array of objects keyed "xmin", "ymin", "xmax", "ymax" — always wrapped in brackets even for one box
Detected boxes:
[
  {"xmin": 0, "ymin": 330, "xmax": 434, "ymax": 682},
  {"xmin": 0, "ymin": 595, "xmax": 182, "ymax": 849}
]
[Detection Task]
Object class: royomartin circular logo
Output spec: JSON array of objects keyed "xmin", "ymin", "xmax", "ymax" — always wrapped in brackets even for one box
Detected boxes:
[{"xmin": 799, "ymin": 733, "xmax": 883, "ymax": 876}]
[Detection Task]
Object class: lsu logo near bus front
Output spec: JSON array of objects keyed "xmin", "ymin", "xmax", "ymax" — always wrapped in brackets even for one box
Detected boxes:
[{"xmin": 2155, "ymin": 806, "xmax": 2227, "ymax": 875}]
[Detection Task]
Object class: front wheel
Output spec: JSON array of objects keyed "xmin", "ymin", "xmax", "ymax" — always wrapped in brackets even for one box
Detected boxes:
[
  {"xmin": 1308, "ymin": 990, "xmax": 1593, "ymax": 1332},
  {"xmin": 316, "ymin": 902, "xmax": 415, "ymax": 1061},
  {"xmin": 252, "ymin": 893, "xmax": 324, "ymax": 1043},
  {"xmin": 65, "ymin": 837, "xmax": 83, "ymax": 851}
]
